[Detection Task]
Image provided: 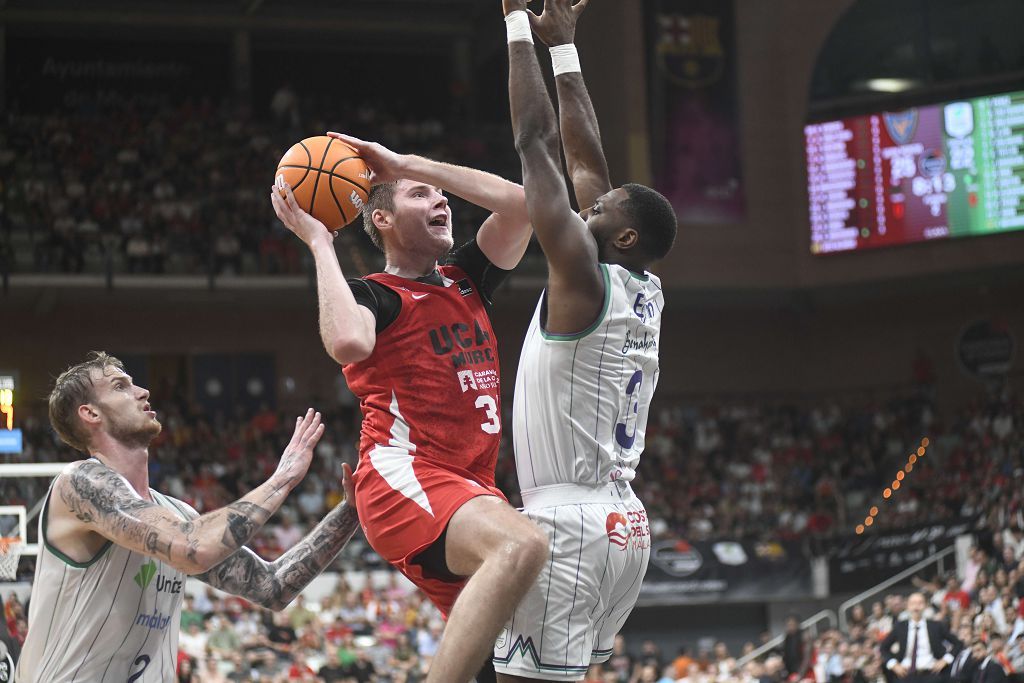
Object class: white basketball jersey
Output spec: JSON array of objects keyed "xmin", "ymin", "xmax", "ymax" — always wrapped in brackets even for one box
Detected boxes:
[
  {"xmin": 513, "ymin": 263, "xmax": 662, "ymax": 489},
  {"xmin": 16, "ymin": 481, "xmax": 190, "ymax": 683}
]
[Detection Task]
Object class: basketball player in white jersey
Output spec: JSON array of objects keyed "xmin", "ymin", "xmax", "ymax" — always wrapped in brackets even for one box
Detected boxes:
[
  {"xmin": 16, "ymin": 352, "xmax": 360, "ymax": 682},
  {"xmin": 494, "ymin": 1, "xmax": 678, "ymax": 680}
]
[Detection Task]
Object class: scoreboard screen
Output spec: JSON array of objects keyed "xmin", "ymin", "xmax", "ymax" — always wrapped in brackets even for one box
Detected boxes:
[
  {"xmin": 0, "ymin": 373, "xmax": 21, "ymax": 454},
  {"xmin": 805, "ymin": 90, "xmax": 1024, "ymax": 254}
]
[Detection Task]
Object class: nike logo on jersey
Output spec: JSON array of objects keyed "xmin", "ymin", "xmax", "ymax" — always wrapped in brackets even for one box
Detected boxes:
[{"xmin": 411, "ymin": 293, "xmax": 429, "ymax": 300}]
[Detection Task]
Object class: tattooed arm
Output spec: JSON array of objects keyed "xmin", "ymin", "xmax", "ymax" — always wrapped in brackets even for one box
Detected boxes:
[
  {"xmin": 195, "ymin": 464, "xmax": 359, "ymax": 610},
  {"xmin": 53, "ymin": 409, "xmax": 324, "ymax": 575}
]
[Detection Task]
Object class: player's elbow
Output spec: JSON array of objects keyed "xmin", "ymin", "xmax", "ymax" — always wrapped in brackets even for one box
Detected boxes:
[
  {"xmin": 507, "ymin": 183, "xmax": 527, "ymax": 213},
  {"xmin": 514, "ymin": 126, "xmax": 559, "ymax": 160},
  {"xmin": 185, "ymin": 546, "xmax": 225, "ymax": 575},
  {"xmin": 261, "ymin": 590, "xmax": 295, "ymax": 612},
  {"xmin": 328, "ymin": 335, "xmax": 374, "ymax": 365},
  {"xmin": 569, "ymin": 166, "xmax": 607, "ymax": 190},
  {"xmin": 501, "ymin": 184, "xmax": 531, "ymax": 227},
  {"xmin": 255, "ymin": 595, "xmax": 287, "ymax": 611}
]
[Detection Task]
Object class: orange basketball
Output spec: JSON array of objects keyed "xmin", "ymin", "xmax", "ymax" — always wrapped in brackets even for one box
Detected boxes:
[{"xmin": 276, "ymin": 136, "xmax": 370, "ymax": 230}]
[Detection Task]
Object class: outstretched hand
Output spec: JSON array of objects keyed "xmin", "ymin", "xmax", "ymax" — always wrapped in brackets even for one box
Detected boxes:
[
  {"xmin": 341, "ymin": 463, "xmax": 356, "ymax": 508},
  {"xmin": 274, "ymin": 408, "xmax": 325, "ymax": 486},
  {"xmin": 270, "ymin": 178, "xmax": 335, "ymax": 247},
  {"xmin": 326, "ymin": 132, "xmax": 407, "ymax": 185},
  {"xmin": 528, "ymin": 0, "xmax": 590, "ymax": 46}
]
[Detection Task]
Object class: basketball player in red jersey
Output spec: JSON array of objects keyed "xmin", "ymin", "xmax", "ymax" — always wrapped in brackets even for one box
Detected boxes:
[{"xmin": 271, "ymin": 141, "xmax": 548, "ymax": 683}]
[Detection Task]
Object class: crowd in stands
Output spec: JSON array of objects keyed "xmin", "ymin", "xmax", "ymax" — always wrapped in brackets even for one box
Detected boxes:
[
  {"xmin": 606, "ymin": 385, "xmax": 1021, "ymax": 546},
  {"xmin": 7, "ymin": 381, "xmax": 1022, "ymax": 553},
  {"xmin": 2, "ymin": 383, "xmax": 1021, "ymax": 679},
  {"xmin": 0, "ymin": 87, "xmax": 525, "ymax": 278},
  {"xmin": 6, "ymin": 551, "xmax": 1022, "ymax": 682},
  {"xmin": 725, "ymin": 542, "xmax": 1024, "ymax": 683}
]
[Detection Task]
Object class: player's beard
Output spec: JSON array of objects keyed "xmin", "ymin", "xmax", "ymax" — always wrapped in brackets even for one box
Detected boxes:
[
  {"xmin": 423, "ymin": 231, "xmax": 454, "ymax": 264},
  {"xmin": 436, "ymin": 235, "xmax": 454, "ymax": 260},
  {"xmin": 106, "ymin": 409, "xmax": 162, "ymax": 449}
]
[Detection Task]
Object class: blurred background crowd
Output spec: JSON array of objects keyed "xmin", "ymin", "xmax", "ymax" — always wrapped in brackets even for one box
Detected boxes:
[
  {"xmin": 0, "ymin": 91, "xmax": 524, "ymax": 278},
  {"xmin": 3, "ymin": 382, "xmax": 1023, "ymax": 681}
]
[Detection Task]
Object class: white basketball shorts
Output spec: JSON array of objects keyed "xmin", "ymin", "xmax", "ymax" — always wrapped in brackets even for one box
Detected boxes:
[{"xmin": 493, "ymin": 481, "xmax": 651, "ymax": 681}]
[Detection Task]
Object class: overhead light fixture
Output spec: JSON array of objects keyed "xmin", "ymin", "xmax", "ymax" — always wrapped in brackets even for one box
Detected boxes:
[{"xmin": 860, "ymin": 78, "xmax": 920, "ymax": 93}]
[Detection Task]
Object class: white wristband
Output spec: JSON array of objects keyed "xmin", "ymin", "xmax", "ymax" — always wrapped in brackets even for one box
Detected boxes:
[
  {"xmin": 550, "ymin": 44, "xmax": 581, "ymax": 76},
  {"xmin": 505, "ymin": 11, "xmax": 533, "ymax": 44}
]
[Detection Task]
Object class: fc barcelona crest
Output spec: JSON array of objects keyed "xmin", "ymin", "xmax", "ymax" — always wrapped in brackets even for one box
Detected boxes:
[
  {"xmin": 656, "ymin": 12, "xmax": 724, "ymax": 88},
  {"xmin": 884, "ymin": 110, "xmax": 919, "ymax": 146}
]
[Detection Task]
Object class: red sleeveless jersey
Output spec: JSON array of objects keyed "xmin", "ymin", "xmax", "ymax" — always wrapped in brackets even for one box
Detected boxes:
[{"xmin": 342, "ymin": 265, "xmax": 502, "ymax": 485}]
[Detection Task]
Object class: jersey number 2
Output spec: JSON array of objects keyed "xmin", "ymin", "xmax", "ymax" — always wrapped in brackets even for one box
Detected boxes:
[
  {"xmin": 615, "ymin": 370, "xmax": 643, "ymax": 449},
  {"xmin": 475, "ymin": 395, "xmax": 501, "ymax": 434},
  {"xmin": 127, "ymin": 655, "xmax": 150, "ymax": 682}
]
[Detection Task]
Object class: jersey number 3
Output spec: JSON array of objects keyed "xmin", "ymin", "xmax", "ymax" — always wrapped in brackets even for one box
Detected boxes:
[
  {"xmin": 475, "ymin": 395, "xmax": 501, "ymax": 434},
  {"xmin": 615, "ymin": 370, "xmax": 643, "ymax": 449}
]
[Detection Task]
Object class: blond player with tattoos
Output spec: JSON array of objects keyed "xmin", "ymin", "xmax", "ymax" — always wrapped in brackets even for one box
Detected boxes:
[{"xmin": 15, "ymin": 352, "xmax": 360, "ymax": 683}]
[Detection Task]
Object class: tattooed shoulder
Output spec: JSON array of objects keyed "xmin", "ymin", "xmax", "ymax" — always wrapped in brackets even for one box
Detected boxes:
[{"xmin": 58, "ymin": 460, "xmax": 154, "ymax": 526}]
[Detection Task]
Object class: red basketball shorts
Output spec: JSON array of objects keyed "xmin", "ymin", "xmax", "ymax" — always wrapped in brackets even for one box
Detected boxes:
[{"xmin": 353, "ymin": 451, "xmax": 505, "ymax": 617}]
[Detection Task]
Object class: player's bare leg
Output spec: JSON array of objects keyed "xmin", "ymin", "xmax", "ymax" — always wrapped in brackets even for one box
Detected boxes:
[{"xmin": 425, "ymin": 496, "xmax": 548, "ymax": 683}]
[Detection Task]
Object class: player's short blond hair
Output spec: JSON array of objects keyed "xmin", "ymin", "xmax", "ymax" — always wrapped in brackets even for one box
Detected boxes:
[
  {"xmin": 49, "ymin": 351, "xmax": 125, "ymax": 452},
  {"xmin": 362, "ymin": 181, "xmax": 397, "ymax": 253}
]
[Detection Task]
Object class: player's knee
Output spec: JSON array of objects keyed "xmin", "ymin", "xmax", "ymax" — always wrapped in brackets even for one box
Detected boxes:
[{"xmin": 507, "ymin": 526, "xmax": 548, "ymax": 580}]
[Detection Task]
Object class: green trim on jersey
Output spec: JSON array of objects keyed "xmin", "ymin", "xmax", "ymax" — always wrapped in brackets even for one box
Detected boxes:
[
  {"xmin": 153, "ymin": 490, "xmax": 193, "ymax": 522},
  {"xmin": 41, "ymin": 493, "xmax": 113, "ymax": 568},
  {"xmin": 539, "ymin": 264, "xmax": 612, "ymax": 342},
  {"xmin": 627, "ymin": 269, "xmax": 649, "ymax": 281}
]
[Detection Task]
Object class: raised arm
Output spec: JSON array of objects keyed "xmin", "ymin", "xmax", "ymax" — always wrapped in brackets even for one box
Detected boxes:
[
  {"xmin": 195, "ymin": 464, "xmax": 360, "ymax": 610},
  {"xmin": 54, "ymin": 409, "xmax": 324, "ymax": 576},
  {"xmin": 505, "ymin": 0, "xmax": 604, "ymax": 334},
  {"xmin": 328, "ymin": 132, "xmax": 532, "ymax": 270},
  {"xmin": 272, "ymin": 180, "xmax": 376, "ymax": 365},
  {"xmin": 528, "ymin": 0, "xmax": 612, "ymax": 211}
]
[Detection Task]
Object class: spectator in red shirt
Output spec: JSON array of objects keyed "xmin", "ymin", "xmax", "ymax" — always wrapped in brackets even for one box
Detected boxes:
[
  {"xmin": 251, "ymin": 403, "xmax": 279, "ymax": 436},
  {"xmin": 942, "ymin": 575, "xmax": 972, "ymax": 611},
  {"xmin": 324, "ymin": 615, "xmax": 353, "ymax": 646},
  {"xmin": 991, "ymin": 635, "xmax": 1015, "ymax": 675},
  {"xmin": 287, "ymin": 650, "xmax": 316, "ymax": 680},
  {"xmin": 806, "ymin": 507, "xmax": 834, "ymax": 535}
]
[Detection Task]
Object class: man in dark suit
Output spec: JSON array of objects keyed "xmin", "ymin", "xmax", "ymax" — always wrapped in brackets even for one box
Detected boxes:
[
  {"xmin": 783, "ymin": 614, "xmax": 811, "ymax": 680},
  {"xmin": 970, "ymin": 640, "xmax": 1008, "ymax": 683},
  {"xmin": 948, "ymin": 628, "xmax": 979, "ymax": 682},
  {"xmin": 879, "ymin": 592, "xmax": 962, "ymax": 682}
]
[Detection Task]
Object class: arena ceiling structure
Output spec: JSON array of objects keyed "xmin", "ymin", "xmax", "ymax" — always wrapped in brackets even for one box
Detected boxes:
[{"xmin": 0, "ymin": 0, "xmax": 497, "ymax": 38}]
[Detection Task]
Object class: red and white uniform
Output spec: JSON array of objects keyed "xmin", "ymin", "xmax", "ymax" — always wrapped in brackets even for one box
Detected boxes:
[{"xmin": 344, "ymin": 265, "xmax": 504, "ymax": 615}]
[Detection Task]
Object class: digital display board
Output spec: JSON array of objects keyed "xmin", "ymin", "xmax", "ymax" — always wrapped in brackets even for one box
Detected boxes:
[
  {"xmin": 0, "ymin": 373, "xmax": 20, "ymax": 454},
  {"xmin": 805, "ymin": 90, "xmax": 1024, "ymax": 254}
]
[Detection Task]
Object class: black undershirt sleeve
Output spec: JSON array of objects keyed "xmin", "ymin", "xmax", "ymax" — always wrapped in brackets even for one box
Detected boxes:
[
  {"xmin": 346, "ymin": 239, "xmax": 511, "ymax": 334},
  {"xmin": 346, "ymin": 278, "xmax": 401, "ymax": 334},
  {"xmin": 445, "ymin": 240, "xmax": 513, "ymax": 306}
]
